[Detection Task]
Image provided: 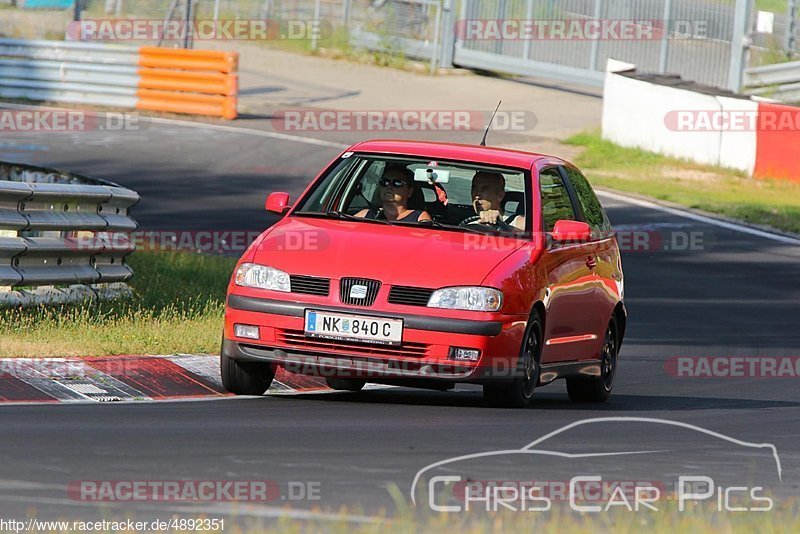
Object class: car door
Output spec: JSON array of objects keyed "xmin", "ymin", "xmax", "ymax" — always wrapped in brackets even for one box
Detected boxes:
[
  {"xmin": 562, "ymin": 165, "xmax": 621, "ymax": 358},
  {"xmin": 537, "ymin": 167, "xmax": 599, "ymax": 364}
]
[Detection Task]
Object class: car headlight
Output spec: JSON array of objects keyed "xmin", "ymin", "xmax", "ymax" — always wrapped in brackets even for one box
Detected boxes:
[
  {"xmin": 234, "ymin": 263, "xmax": 290, "ymax": 292},
  {"xmin": 428, "ymin": 286, "xmax": 503, "ymax": 312}
]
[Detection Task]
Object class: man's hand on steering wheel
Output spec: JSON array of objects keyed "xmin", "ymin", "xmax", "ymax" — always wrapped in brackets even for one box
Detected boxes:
[{"xmin": 459, "ymin": 211, "xmax": 513, "ymax": 231}]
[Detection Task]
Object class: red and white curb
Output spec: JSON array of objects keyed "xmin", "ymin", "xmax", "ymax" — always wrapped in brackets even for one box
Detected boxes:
[{"xmin": 0, "ymin": 355, "xmax": 359, "ymax": 404}]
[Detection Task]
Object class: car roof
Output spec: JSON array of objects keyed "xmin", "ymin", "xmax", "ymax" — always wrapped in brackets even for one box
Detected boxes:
[{"xmin": 347, "ymin": 139, "xmax": 566, "ymax": 169}]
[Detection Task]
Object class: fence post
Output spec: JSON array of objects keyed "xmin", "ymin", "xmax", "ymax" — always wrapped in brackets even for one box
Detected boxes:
[
  {"xmin": 494, "ymin": 0, "xmax": 506, "ymax": 55},
  {"xmin": 588, "ymin": 0, "xmax": 602, "ymax": 71},
  {"xmin": 438, "ymin": 0, "xmax": 456, "ymax": 68},
  {"xmin": 182, "ymin": 0, "xmax": 193, "ymax": 49},
  {"xmin": 343, "ymin": 0, "xmax": 351, "ymax": 25},
  {"xmin": 311, "ymin": 0, "xmax": 321, "ymax": 50},
  {"xmin": 786, "ymin": 0, "xmax": 797, "ymax": 55},
  {"xmin": 522, "ymin": 0, "xmax": 534, "ymax": 60},
  {"xmin": 728, "ymin": 0, "xmax": 753, "ymax": 92},
  {"xmin": 658, "ymin": 0, "xmax": 672, "ymax": 73}
]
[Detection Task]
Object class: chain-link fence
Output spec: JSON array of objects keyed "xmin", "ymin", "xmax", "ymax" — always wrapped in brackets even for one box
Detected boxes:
[
  {"xmin": 1, "ymin": 0, "xmax": 799, "ymax": 91},
  {"xmin": 751, "ymin": 0, "xmax": 799, "ymax": 64}
]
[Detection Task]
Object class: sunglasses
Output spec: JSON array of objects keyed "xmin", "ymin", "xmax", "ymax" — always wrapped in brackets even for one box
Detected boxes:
[{"xmin": 379, "ymin": 178, "xmax": 409, "ymax": 188}]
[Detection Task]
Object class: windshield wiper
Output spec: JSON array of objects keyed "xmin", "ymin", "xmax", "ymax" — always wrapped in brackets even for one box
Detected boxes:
[{"xmin": 293, "ymin": 210, "xmax": 391, "ymax": 225}]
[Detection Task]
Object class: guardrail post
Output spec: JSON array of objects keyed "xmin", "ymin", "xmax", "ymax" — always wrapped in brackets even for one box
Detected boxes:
[{"xmin": 728, "ymin": 0, "xmax": 754, "ymax": 93}]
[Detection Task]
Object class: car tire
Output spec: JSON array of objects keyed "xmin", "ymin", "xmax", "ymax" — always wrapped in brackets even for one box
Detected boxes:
[
  {"xmin": 325, "ymin": 378, "xmax": 366, "ymax": 391},
  {"xmin": 483, "ymin": 309, "xmax": 542, "ymax": 408},
  {"xmin": 566, "ymin": 316, "xmax": 619, "ymax": 403},
  {"xmin": 220, "ymin": 350, "xmax": 275, "ymax": 395}
]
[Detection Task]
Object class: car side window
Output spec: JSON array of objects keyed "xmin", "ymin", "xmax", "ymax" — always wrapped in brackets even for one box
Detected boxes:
[
  {"xmin": 344, "ymin": 160, "xmax": 385, "ymax": 213},
  {"xmin": 301, "ymin": 157, "xmax": 356, "ymax": 212},
  {"xmin": 564, "ymin": 166, "xmax": 612, "ymax": 238},
  {"xmin": 539, "ymin": 167, "xmax": 577, "ymax": 232}
]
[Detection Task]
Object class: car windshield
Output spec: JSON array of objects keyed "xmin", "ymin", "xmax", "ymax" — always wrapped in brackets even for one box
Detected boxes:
[{"xmin": 292, "ymin": 154, "xmax": 530, "ymax": 237}]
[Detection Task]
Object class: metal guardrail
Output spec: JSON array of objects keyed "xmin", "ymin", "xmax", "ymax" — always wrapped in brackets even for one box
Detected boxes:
[
  {"xmin": 0, "ymin": 162, "xmax": 139, "ymax": 307},
  {"xmin": 744, "ymin": 60, "xmax": 800, "ymax": 103},
  {"xmin": 0, "ymin": 39, "xmax": 238, "ymax": 119},
  {"xmin": 0, "ymin": 39, "xmax": 142, "ymax": 109}
]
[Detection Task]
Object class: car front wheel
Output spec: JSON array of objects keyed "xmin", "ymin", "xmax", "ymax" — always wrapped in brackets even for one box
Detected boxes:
[
  {"xmin": 483, "ymin": 309, "xmax": 542, "ymax": 408},
  {"xmin": 566, "ymin": 316, "xmax": 619, "ymax": 403},
  {"xmin": 220, "ymin": 349, "xmax": 275, "ymax": 395}
]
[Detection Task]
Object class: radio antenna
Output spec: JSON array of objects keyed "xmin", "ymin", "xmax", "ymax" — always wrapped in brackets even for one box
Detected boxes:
[{"xmin": 480, "ymin": 101, "xmax": 502, "ymax": 147}]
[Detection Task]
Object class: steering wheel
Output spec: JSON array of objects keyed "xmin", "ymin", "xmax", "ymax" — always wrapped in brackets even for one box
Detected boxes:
[{"xmin": 459, "ymin": 214, "xmax": 513, "ymax": 232}]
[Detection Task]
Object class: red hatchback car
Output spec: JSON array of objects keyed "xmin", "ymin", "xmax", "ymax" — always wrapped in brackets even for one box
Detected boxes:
[{"xmin": 221, "ymin": 140, "xmax": 625, "ymax": 407}]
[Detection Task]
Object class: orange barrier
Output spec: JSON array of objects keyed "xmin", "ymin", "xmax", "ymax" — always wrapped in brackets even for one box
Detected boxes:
[
  {"xmin": 135, "ymin": 47, "xmax": 239, "ymax": 119},
  {"xmin": 754, "ymin": 102, "xmax": 800, "ymax": 182},
  {"xmin": 138, "ymin": 69, "xmax": 237, "ymax": 96},
  {"xmin": 136, "ymin": 88, "xmax": 237, "ymax": 120},
  {"xmin": 138, "ymin": 47, "xmax": 238, "ymax": 73}
]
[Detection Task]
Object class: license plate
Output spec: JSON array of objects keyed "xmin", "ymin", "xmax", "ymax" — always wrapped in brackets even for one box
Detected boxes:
[{"xmin": 304, "ymin": 310, "xmax": 403, "ymax": 346}]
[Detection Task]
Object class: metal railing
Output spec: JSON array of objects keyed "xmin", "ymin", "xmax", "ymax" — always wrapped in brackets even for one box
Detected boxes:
[
  {"xmin": 744, "ymin": 59, "xmax": 800, "ymax": 102},
  {"xmin": 0, "ymin": 39, "xmax": 142, "ymax": 110},
  {"xmin": 0, "ymin": 162, "xmax": 139, "ymax": 307},
  {"xmin": 0, "ymin": 39, "xmax": 239, "ymax": 118}
]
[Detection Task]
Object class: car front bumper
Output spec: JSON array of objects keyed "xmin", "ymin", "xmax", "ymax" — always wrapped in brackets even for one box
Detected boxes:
[{"xmin": 223, "ymin": 294, "xmax": 528, "ymax": 383}]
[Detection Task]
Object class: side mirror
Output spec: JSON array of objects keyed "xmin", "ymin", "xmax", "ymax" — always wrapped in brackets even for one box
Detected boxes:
[
  {"xmin": 266, "ymin": 192, "xmax": 290, "ymax": 214},
  {"xmin": 550, "ymin": 220, "xmax": 592, "ymax": 243}
]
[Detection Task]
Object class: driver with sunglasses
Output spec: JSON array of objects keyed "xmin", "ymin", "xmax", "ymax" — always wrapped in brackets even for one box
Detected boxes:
[{"xmin": 355, "ymin": 165, "xmax": 432, "ymax": 222}]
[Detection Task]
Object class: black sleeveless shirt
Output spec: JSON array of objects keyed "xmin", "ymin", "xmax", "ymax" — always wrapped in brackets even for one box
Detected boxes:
[{"xmin": 365, "ymin": 207, "xmax": 426, "ymax": 222}]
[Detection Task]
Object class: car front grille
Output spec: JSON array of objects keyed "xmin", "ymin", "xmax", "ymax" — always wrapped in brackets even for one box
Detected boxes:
[
  {"xmin": 339, "ymin": 277, "xmax": 381, "ymax": 306},
  {"xmin": 277, "ymin": 329, "xmax": 429, "ymax": 358},
  {"xmin": 387, "ymin": 285, "xmax": 435, "ymax": 307},
  {"xmin": 289, "ymin": 275, "xmax": 330, "ymax": 296}
]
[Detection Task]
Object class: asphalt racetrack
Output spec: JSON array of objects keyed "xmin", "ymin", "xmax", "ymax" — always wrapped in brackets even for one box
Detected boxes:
[{"xmin": 1, "ymin": 116, "xmax": 799, "ymax": 524}]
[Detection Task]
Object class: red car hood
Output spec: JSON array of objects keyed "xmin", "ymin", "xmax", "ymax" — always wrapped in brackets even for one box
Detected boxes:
[{"xmin": 252, "ymin": 216, "xmax": 526, "ymax": 287}]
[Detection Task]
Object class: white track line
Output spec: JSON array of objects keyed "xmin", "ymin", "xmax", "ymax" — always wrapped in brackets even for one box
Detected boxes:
[
  {"xmin": 597, "ymin": 189, "xmax": 800, "ymax": 246},
  {"xmin": 145, "ymin": 116, "xmax": 349, "ymax": 149}
]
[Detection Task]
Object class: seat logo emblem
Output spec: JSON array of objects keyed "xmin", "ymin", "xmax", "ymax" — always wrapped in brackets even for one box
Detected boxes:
[{"xmin": 350, "ymin": 285, "xmax": 368, "ymax": 299}]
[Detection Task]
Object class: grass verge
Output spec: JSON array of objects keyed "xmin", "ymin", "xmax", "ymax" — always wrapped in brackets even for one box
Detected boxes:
[
  {"xmin": 272, "ymin": 497, "xmax": 798, "ymax": 533},
  {"xmin": 564, "ymin": 130, "xmax": 800, "ymax": 234},
  {"xmin": 0, "ymin": 252, "xmax": 236, "ymax": 357}
]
